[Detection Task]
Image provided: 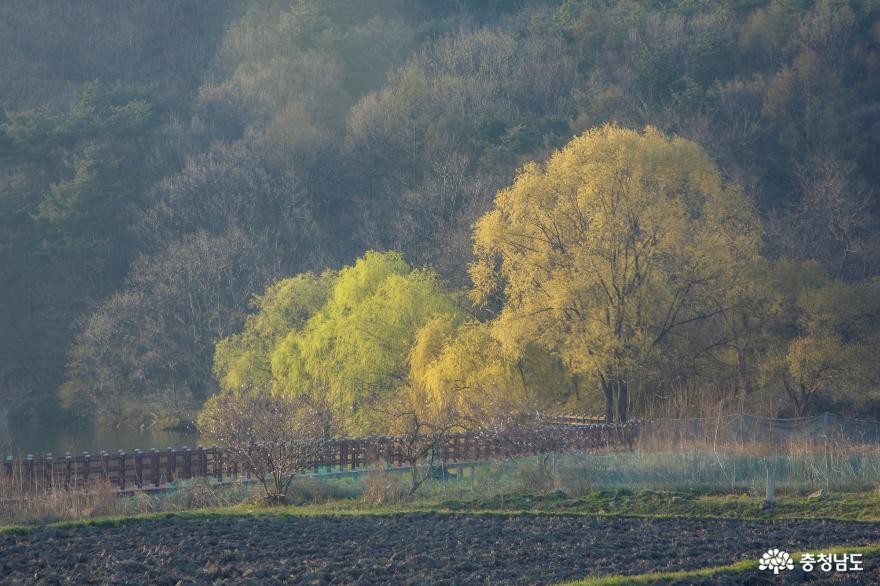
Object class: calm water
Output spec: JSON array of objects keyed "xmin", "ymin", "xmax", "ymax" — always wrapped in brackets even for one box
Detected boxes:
[{"xmin": 0, "ymin": 417, "xmax": 201, "ymax": 457}]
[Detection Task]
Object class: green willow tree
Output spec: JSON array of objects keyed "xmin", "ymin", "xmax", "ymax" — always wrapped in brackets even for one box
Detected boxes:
[
  {"xmin": 470, "ymin": 125, "xmax": 762, "ymax": 423},
  {"xmin": 213, "ymin": 251, "xmax": 464, "ymax": 434},
  {"xmin": 214, "ymin": 271, "xmax": 335, "ymax": 392}
]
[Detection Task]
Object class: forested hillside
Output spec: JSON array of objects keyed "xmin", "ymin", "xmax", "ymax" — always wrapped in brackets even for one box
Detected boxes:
[{"xmin": 2, "ymin": 0, "xmax": 879, "ymax": 429}]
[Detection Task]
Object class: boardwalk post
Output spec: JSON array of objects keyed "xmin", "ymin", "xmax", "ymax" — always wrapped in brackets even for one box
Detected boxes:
[
  {"xmin": 64, "ymin": 453, "xmax": 73, "ymax": 489},
  {"xmin": 26, "ymin": 455, "xmax": 34, "ymax": 489},
  {"xmin": 168, "ymin": 448, "xmax": 176, "ymax": 482},
  {"xmin": 83, "ymin": 452, "xmax": 91, "ymax": 485},
  {"xmin": 150, "ymin": 449, "xmax": 160, "ymax": 486},
  {"xmin": 214, "ymin": 447, "xmax": 223, "ymax": 481},
  {"xmin": 367, "ymin": 437, "xmax": 379, "ymax": 468},
  {"xmin": 118, "ymin": 450, "xmax": 126, "ymax": 490},
  {"xmin": 100, "ymin": 451, "xmax": 109, "ymax": 483},
  {"xmin": 134, "ymin": 449, "xmax": 143, "ymax": 488},
  {"xmin": 396, "ymin": 438, "xmax": 404, "ymax": 467},
  {"xmin": 198, "ymin": 446, "xmax": 207, "ymax": 478},
  {"xmin": 183, "ymin": 446, "xmax": 192, "ymax": 479},
  {"xmin": 45, "ymin": 453, "xmax": 53, "ymax": 490}
]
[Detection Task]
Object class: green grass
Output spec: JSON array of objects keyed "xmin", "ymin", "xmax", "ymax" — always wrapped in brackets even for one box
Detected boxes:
[
  {"xmin": 558, "ymin": 544, "xmax": 880, "ymax": 585},
  {"xmin": 299, "ymin": 448, "xmax": 880, "ymax": 498},
  {"xmin": 4, "ymin": 486, "xmax": 880, "ymax": 537},
  {"xmin": 439, "ymin": 487, "xmax": 880, "ymax": 521},
  {"xmin": 558, "ymin": 559, "xmax": 757, "ymax": 586},
  {"xmin": 527, "ymin": 449, "xmax": 880, "ymax": 493}
]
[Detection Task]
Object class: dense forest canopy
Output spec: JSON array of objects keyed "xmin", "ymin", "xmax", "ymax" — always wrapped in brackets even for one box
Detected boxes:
[{"xmin": 1, "ymin": 0, "xmax": 879, "ymax": 430}]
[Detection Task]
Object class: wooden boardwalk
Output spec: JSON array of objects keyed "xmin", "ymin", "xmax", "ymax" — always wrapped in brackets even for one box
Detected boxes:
[{"xmin": 2, "ymin": 420, "xmax": 637, "ymax": 494}]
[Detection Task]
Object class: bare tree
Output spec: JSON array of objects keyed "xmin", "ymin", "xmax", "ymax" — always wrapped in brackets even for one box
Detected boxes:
[
  {"xmin": 381, "ymin": 384, "xmax": 461, "ymax": 495},
  {"xmin": 770, "ymin": 155, "xmax": 873, "ymax": 278},
  {"xmin": 64, "ymin": 229, "xmax": 277, "ymax": 427},
  {"xmin": 197, "ymin": 389, "xmax": 334, "ymax": 504}
]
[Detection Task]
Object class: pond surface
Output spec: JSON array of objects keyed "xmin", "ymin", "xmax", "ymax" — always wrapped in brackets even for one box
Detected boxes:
[{"xmin": 0, "ymin": 417, "xmax": 201, "ymax": 457}]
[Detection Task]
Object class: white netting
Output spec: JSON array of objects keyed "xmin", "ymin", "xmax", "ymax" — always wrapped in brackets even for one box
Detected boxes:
[{"xmin": 639, "ymin": 413, "xmax": 880, "ymax": 447}]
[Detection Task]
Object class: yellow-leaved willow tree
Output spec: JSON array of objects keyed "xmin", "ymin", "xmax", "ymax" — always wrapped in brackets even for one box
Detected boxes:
[
  {"xmin": 470, "ymin": 125, "xmax": 762, "ymax": 423},
  {"xmin": 759, "ymin": 267, "xmax": 880, "ymax": 417},
  {"xmin": 409, "ymin": 315, "xmax": 576, "ymax": 425}
]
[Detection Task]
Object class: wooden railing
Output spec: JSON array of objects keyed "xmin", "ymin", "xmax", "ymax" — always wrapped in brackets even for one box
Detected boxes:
[
  {"xmin": 551, "ymin": 414, "xmax": 606, "ymax": 426},
  {"xmin": 2, "ymin": 422, "xmax": 638, "ymax": 493},
  {"xmin": 2, "ymin": 446, "xmax": 224, "ymax": 493}
]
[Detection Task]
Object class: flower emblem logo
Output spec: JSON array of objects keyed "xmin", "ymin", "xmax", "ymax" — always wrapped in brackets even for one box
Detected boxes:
[{"xmin": 759, "ymin": 549, "xmax": 794, "ymax": 574}]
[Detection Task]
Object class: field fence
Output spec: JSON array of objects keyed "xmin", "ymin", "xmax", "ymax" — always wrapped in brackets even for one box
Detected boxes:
[{"xmin": 638, "ymin": 413, "xmax": 880, "ymax": 448}]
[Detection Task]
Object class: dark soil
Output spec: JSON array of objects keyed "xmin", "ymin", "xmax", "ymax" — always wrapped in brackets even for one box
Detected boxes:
[{"xmin": 1, "ymin": 514, "xmax": 879, "ymax": 585}]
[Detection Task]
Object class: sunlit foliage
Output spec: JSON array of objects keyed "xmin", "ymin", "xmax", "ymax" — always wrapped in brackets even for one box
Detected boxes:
[
  {"xmin": 2, "ymin": 0, "xmax": 880, "ymax": 426},
  {"xmin": 471, "ymin": 125, "xmax": 762, "ymax": 422},
  {"xmin": 214, "ymin": 251, "xmax": 463, "ymax": 434}
]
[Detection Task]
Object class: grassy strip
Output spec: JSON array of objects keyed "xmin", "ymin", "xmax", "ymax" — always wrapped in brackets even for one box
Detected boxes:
[
  {"xmin": 4, "ymin": 488, "xmax": 880, "ymax": 536},
  {"xmin": 439, "ymin": 488, "xmax": 880, "ymax": 522},
  {"xmin": 558, "ymin": 559, "xmax": 757, "ymax": 586},
  {"xmin": 0, "ymin": 505, "xmax": 613, "ymax": 536},
  {"xmin": 558, "ymin": 544, "xmax": 880, "ymax": 586},
  {"xmin": 0, "ymin": 501, "xmax": 466, "ymax": 535}
]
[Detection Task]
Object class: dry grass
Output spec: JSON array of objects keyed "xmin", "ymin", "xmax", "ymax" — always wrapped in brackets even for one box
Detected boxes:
[
  {"xmin": 0, "ymin": 474, "xmax": 257, "ymax": 526},
  {"xmin": 359, "ymin": 469, "xmax": 411, "ymax": 504},
  {"xmin": 115, "ymin": 478, "xmax": 254, "ymax": 516},
  {"xmin": 557, "ymin": 427, "xmax": 880, "ymax": 494},
  {"xmin": 1, "ymin": 478, "xmax": 118, "ymax": 525},
  {"xmin": 286, "ymin": 476, "xmax": 358, "ymax": 505},
  {"xmin": 512, "ymin": 455, "xmax": 593, "ymax": 496},
  {"xmin": 513, "ymin": 457, "xmax": 557, "ymax": 493}
]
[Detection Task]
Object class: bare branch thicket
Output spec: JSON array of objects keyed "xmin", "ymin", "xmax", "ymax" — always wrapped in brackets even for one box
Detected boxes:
[{"xmin": 197, "ymin": 389, "xmax": 335, "ymax": 504}]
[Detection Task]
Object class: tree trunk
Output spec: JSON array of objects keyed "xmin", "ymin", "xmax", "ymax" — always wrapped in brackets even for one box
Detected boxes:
[
  {"xmin": 600, "ymin": 375, "xmax": 614, "ymax": 424},
  {"xmin": 796, "ymin": 383, "xmax": 813, "ymax": 417},
  {"xmin": 617, "ymin": 380, "xmax": 628, "ymax": 424}
]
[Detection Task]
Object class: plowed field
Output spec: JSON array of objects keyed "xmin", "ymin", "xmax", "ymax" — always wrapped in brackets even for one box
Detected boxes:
[{"xmin": 2, "ymin": 514, "xmax": 879, "ymax": 585}]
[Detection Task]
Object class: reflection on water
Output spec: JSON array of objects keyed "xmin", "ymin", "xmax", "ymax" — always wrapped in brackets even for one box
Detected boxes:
[{"xmin": 0, "ymin": 419, "xmax": 201, "ymax": 457}]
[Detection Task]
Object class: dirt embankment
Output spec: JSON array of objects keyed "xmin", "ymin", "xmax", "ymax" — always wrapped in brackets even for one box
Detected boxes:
[{"xmin": 2, "ymin": 514, "xmax": 879, "ymax": 585}]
